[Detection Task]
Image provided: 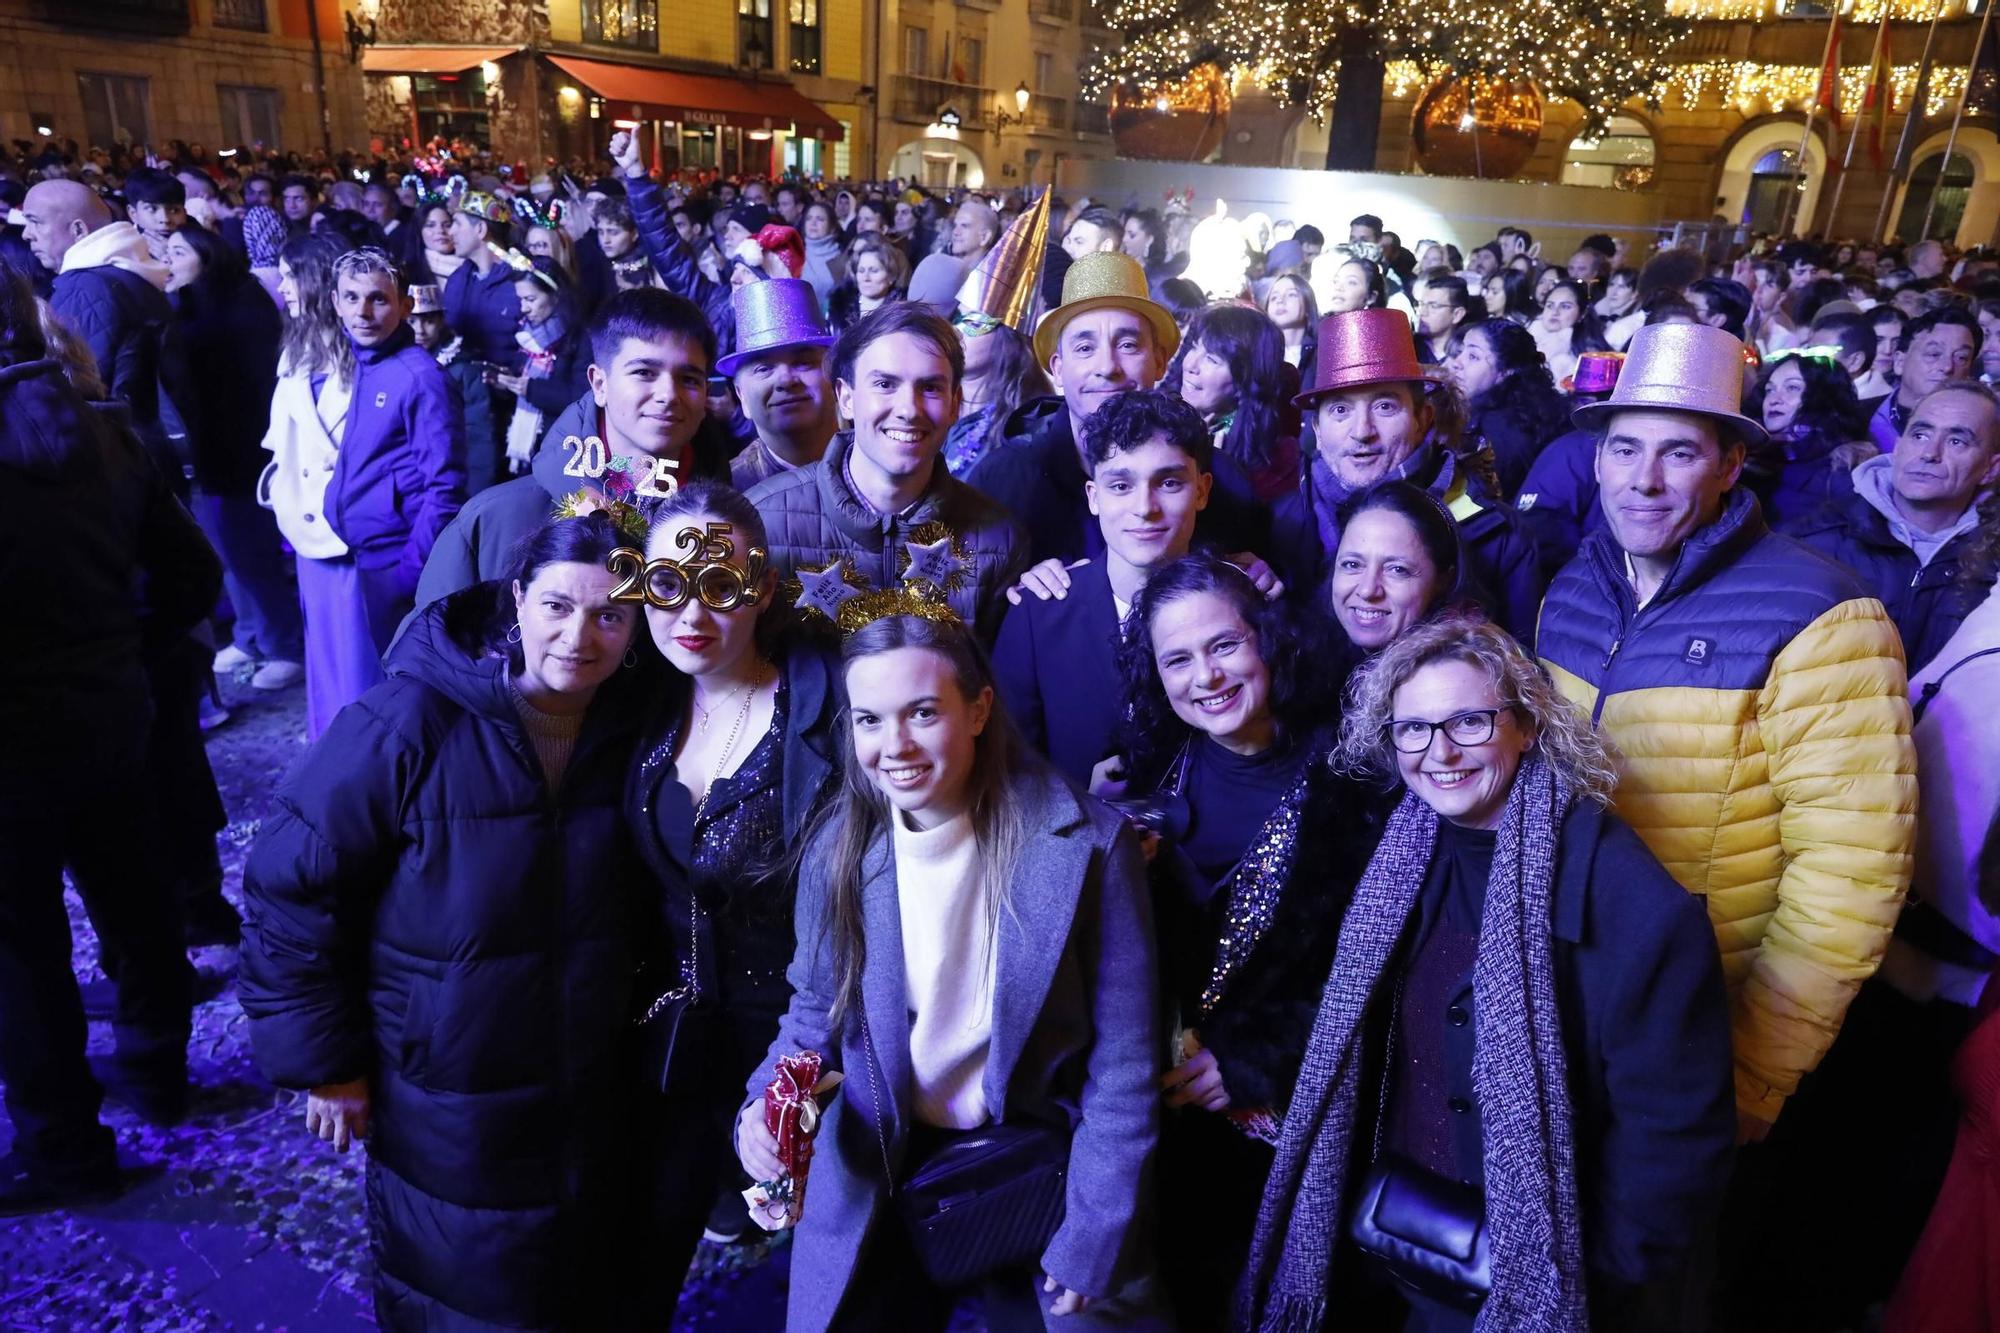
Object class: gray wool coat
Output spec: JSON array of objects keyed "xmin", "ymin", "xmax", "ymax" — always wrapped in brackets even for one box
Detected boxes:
[{"xmin": 741, "ymin": 767, "xmax": 1162, "ymax": 1332}]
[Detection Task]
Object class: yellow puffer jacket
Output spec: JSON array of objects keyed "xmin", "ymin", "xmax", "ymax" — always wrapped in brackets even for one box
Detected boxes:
[{"xmin": 1538, "ymin": 493, "xmax": 1917, "ymax": 1125}]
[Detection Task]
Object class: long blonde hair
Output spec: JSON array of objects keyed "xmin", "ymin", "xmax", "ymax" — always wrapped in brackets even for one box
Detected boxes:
[
  {"xmin": 1336, "ymin": 612, "xmax": 1619, "ymax": 804},
  {"xmin": 813, "ymin": 614, "xmax": 1032, "ymax": 1025}
]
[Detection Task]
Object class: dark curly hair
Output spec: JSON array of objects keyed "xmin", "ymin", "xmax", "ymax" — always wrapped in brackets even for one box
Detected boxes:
[
  {"xmin": 1461, "ymin": 318, "xmax": 1570, "ymax": 443},
  {"xmin": 1113, "ymin": 551, "xmax": 1338, "ymax": 790},
  {"xmin": 1081, "ymin": 387, "xmax": 1212, "ymax": 473},
  {"xmin": 1746, "ymin": 352, "xmax": 1869, "ymax": 461}
]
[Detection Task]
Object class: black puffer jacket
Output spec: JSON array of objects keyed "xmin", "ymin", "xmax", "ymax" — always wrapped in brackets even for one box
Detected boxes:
[
  {"xmin": 746, "ymin": 432, "xmax": 1030, "ymax": 645},
  {"xmin": 0, "ymin": 358, "xmax": 219, "ymax": 802},
  {"xmin": 171, "ymin": 267, "xmax": 283, "ymax": 494},
  {"xmin": 240, "ymin": 588, "xmax": 647, "ymax": 1330}
]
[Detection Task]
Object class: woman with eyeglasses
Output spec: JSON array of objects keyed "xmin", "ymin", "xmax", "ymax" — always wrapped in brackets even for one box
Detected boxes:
[
  {"xmin": 1243, "ymin": 614, "xmax": 1735, "ymax": 1332},
  {"xmin": 1110, "ymin": 551, "xmax": 1386, "ymax": 1328}
]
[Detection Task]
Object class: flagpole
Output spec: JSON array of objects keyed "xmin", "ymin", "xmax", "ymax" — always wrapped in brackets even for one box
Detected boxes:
[
  {"xmin": 1779, "ymin": 4, "xmax": 1847, "ymax": 237},
  {"xmin": 1921, "ymin": 0, "xmax": 1996, "ymax": 238},
  {"xmin": 1823, "ymin": 3, "xmax": 1891, "ymax": 234},
  {"xmin": 1876, "ymin": 0, "xmax": 1948, "ymax": 242}
]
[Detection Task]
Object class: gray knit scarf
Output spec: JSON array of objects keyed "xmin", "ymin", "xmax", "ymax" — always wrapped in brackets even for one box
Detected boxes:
[{"xmin": 1240, "ymin": 750, "xmax": 1588, "ymax": 1333}]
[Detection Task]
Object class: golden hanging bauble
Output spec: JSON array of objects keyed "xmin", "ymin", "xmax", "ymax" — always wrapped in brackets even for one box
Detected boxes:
[
  {"xmin": 1410, "ymin": 75, "xmax": 1544, "ymax": 180},
  {"xmin": 1110, "ymin": 65, "xmax": 1231, "ymax": 162}
]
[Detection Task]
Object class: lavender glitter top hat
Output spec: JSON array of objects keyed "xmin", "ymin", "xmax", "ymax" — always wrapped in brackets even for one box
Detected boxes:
[{"xmin": 716, "ymin": 278, "xmax": 835, "ymax": 378}]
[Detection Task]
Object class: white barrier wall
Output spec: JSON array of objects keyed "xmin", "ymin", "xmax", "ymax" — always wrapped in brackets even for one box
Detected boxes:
[{"xmin": 1053, "ymin": 157, "xmax": 1673, "ymax": 262}]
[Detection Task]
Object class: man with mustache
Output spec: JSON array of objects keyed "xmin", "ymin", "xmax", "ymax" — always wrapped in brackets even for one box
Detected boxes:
[
  {"xmin": 411, "ymin": 288, "xmax": 733, "ymax": 607},
  {"xmin": 719, "ymin": 278, "xmax": 838, "ymax": 489}
]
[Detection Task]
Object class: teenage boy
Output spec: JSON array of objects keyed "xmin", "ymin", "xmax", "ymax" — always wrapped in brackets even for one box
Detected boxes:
[
  {"xmin": 992, "ymin": 389, "xmax": 1211, "ymax": 785},
  {"xmin": 414, "ymin": 288, "xmax": 733, "ymax": 604},
  {"xmin": 300, "ymin": 247, "xmax": 464, "ymax": 737},
  {"xmin": 121, "ymin": 167, "xmax": 187, "ymax": 263},
  {"xmin": 747, "ymin": 302, "xmax": 1029, "ymax": 644}
]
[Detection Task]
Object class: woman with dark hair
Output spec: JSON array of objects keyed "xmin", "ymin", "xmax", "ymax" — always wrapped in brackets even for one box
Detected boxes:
[
  {"xmin": 1112, "ymin": 551, "xmax": 1384, "ymax": 1328},
  {"xmin": 1327, "ymin": 480, "xmax": 1466, "ymax": 658},
  {"xmin": 853, "ymin": 196, "xmax": 890, "ymax": 236},
  {"xmin": 1167, "ymin": 302, "xmax": 1301, "ymax": 502},
  {"xmin": 1158, "ymin": 277, "xmax": 1207, "ymax": 331},
  {"xmin": 1482, "ymin": 267, "xmax": 1538, "ymax": 326},
  {"xmin": 490, "ymin": 255, "xmax": 591, "ymax": 491},
  {"xmin": 1318, "ymin": 251, "xmax": 1390, "ymax": 314},
  {"xmin": 164, "ymin": 222, "xmax": 302, "ymax": 688},
  {"xmin": 241, "ymin": 509, "xmax": 651, "ymax": 1330},
  {"xmin": 1746, "ymin": 349, "xmax": 1873, "ymax": 526},
  {"xmin": 1244, "ymin": 614, "xmax": 1734, "ymax": 1332},
  {"xmin": 626, "ymin": 482, "xmax": 843, "ymax": 1316},
  {"xmin": 800, "ymin": 200, "xmax": 847, "ymax": 306},
  {"xmin": 1596, "ymin": 265, "xmax": 1644, "ymax": 350},
  {"xmin": 943, "ymin": 321, "xmax": 1049, "ymax": 476},
  {"xmin": 1446, "ymin": 319, "xmax": 1575, "ymax": 496},
  {"xmin": 1531, "ymin": 278, "xmax": 1611, "ymax": 390},
  {"xmin": 826, "ymin": 234, "xmax": 907, "ymax": 334},
  {"xmin": 735, "ymin": 611, "xmax": 1159, "ymax": 1330},
  {"xmin": 410, "ymin": 201, "xmax": 462, "ymax": 287}
]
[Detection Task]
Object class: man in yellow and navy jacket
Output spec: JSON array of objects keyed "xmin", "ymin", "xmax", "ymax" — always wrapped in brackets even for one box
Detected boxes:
[{"xmin": 1537, "ymin": 323, "xmax": 1917, "ymax": 1141}]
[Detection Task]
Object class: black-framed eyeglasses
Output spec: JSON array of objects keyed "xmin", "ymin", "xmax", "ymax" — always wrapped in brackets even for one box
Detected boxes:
[{"xmin": 1384, "ymin": 708, "xmax": 1512, "ymax": 754}]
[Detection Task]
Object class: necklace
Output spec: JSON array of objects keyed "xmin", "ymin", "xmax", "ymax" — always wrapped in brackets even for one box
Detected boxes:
[
  {"xmin": 691, "ymin": 661, "xmax": 765, "ymax": 733},
  {"xmin": 694, "ymin": 664, "xmax": 769, "ymax": 818}
]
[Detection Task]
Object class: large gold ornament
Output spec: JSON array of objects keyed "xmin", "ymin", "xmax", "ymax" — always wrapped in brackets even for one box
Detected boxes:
[
  {"xmin": 1411, "ymin": 76, "xmax": 1544, "ymax": 180},
  {"xmin": 1110, "ymin": 65, "xmax": 1231, "ymax": 162}
]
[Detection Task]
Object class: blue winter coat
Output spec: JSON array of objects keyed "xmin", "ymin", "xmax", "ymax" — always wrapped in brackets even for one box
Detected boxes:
[
  {"xmin": 991, "ymin": 557, "xmax": 1124, "ymax": 787},
  {"xmin": 240, "ymin": 588, "xmax": 648, "ymax": 1330},
  {"xmin": 628, "ymin": 176, "xmax": 733, "ymax": 358},
  {"xmin": 442, "ymin": 256, "xmax": 525, "ymax": 367},
  {"xmin": 1515, "ymin": 427, "xmax": 1603, "ymax": 582},
  {"xmin": 50, "ymin": 261, "xmax": 178, "ymax": 455},
  {"xmin": 324, "ymin": 326, "xmax": 465, "ymax": 594},
  {"xmin": 1786, "ymin": 485, "xmax": 1993, "ymax": 674}
]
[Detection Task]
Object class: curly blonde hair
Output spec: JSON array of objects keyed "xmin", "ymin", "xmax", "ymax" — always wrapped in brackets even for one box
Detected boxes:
[{"xmin": 1336, "ymin": 612, "xmax": 1618, "ymax": 804}]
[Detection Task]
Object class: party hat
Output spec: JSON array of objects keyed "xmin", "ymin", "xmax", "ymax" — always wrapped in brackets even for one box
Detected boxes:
[{"xmin": 954, "ymin": 188, "xmax": 1051, "ymax": 333}]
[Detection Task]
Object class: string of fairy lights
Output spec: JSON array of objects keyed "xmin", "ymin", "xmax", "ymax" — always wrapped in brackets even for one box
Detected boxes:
[{"xmin": 1084, "ymin": 0, "xmax": 1984, "ymax": 129}]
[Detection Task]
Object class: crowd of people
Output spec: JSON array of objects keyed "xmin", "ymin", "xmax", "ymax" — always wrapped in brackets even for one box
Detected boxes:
[{"xmin": 5, "ymin": 123, "xmax": 2000, "ymax": 1333}]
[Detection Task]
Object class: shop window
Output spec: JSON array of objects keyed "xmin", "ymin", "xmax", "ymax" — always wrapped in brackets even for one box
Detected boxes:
[
  {"xmin": 583, "ymin": 0, "xmax": 658, "ymax": 50},
  {"xmin": 789, "ymin": 0, "xmax": 821, "ymax": 75},
  {"xmin": 1561, "ymin": 115, "xmax": 1656, "ymax": 190},
  {"xmin": 217, "ymin": 84, "xmax": 279, "ymax": 150},
  {"xmin": 77, "ymin": 71, "xmax": 150, "ymax": 148},
  {"xmin": 411, "ymin": 69, "xmax": 490, "ymax": 147}
]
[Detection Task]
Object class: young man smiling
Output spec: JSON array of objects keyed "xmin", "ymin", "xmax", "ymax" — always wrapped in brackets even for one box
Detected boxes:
[
  {"xmin": 1536, "ymin": 322, "xmax": 1915, "ymax": 1147},
  {"xmin": 413, "ymin": 288, "xmax": 732, "ymax": 607},
  {"xmin": 747, "ymin": 303, "xmax": 1029, "ymax": 644},
  {"xmin": 992, "ymin": 389, "xmax": 1213, "ymax": 785}
]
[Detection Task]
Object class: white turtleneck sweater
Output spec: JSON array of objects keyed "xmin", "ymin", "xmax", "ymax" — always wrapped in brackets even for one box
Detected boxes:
[{"xmin": 893, "ymin": 808, "xmax": 995, "ymax": 1129}]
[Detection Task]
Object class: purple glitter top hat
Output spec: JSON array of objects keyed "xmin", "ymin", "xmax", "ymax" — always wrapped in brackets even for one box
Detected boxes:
[{"xmin": 716, "ymin": 278, "xmax": 835, "ymax": 378}]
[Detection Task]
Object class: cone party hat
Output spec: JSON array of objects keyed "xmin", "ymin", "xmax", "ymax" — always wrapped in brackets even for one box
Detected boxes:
[{"xmin": 954, "ymin": 187, "xmax": 1051, "ymax": 332}]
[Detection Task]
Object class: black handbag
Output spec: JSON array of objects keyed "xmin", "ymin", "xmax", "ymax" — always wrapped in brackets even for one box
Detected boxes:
[
  {"xmin": 634, "ymin": 880, "xmax": 707, "ymax": 1096},
  {"xmin": 861, "ymin": 1012, "xmax": 1071, "ymax": 1286},
  {"xmin": 1346, "ymin": 1154, "xmax": 1491, "ymax": 1313}
]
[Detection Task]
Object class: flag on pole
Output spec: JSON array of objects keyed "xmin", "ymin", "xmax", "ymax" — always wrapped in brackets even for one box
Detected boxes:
[
  {"xmin": 1815, "ymin": 11, "xmax": 1846, "ymax": 130},
  {"xmin": 1863, "ymin": 11, "xmax": 1894, "ymax": 168},
  {"xmin": 1892, "ymin": 49, "xmax": 1936, "ymax": 176}
]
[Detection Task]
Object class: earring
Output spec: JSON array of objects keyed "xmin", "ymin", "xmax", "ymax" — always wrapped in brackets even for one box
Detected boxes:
[
  {"xmin": 506, "ymin": 623, "xmax": 523, "ymax": 644},
  {"xmin": 623, "ymin": 646, "xmax": 639, "ymax": 668}
]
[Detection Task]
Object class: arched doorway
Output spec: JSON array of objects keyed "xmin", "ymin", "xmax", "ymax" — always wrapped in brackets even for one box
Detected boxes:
[
  {"xmin": 1715, "ymin": 119, "xmax": 1829, "ymax": 234},
  {"xmin": 1896, "ymin": 151, "xmax": 1976, "ymax": 241},
  {"xmin": 888, "ymin": 137, "xmax": 985, "ymax": 189}
]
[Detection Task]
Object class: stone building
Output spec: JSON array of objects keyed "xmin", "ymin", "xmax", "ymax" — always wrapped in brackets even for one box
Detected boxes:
[{"xmin": 0, "ymin": 0, "xmax": 369, "ymax": 155}]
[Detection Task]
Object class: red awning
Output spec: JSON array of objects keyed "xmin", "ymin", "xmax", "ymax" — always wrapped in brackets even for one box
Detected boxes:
[
  {"xmin": 546, "ymin": 54, "xmax": 844, "ymax": 141},
  {"xmin": 363, "ymin": 45, "xmax": 522, "ymax": 75}
]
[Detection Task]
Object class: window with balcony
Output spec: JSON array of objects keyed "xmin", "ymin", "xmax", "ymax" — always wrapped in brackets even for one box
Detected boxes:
[
  {"xmin": 583, "ymin": 0, "xmax": 658, "ymax": 49},
  {"xmin": 217, "ymin": 84, "xmax": 279, "ymax": 149},
  {"xmin": 77, "ymin": 72, "xmax": 150, "ymax": 147},
  {"xmin": 211, "ymin": 0, "xmax": 265, "ymax": 31},
  {"xmin": 1033, "ymin": 51, "xmax": 1054, "ymax": 92},
  {"xmin": 740, "ymin": 0, "xmax": 775, "ymax": 71},
  {"xmin": 957, "ymin": 36, "xmax": 984, "ymax": 86},
  {"xmin": 789, "ymin": 0, "xmax": 821, "ymax": 74},
  {"xmin": 903, "ymin": 25, "xmax": 930, "ymax": 75}
]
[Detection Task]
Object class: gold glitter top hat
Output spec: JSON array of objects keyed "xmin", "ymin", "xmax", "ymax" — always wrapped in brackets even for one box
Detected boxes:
[
  {"xmin": 955, "ymin": 188, "xmax": 1050, "ymax": 334},
  {"xmin": 1033, "ymin": 250, "xmax": 1180, "ymax": 367},
  {"xmin": 1571, "ymin": 323, "xmax": 1766, "ymax": 444},
  {"xmin": 453, "ymin": 189, "xmax": 513, "ymax": 226}
]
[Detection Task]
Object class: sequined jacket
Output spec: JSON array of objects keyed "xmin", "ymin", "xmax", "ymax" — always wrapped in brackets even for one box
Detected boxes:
[{"xmin": 1155, "ymin": 738, "xmax": 1389, "ymax": 1114}]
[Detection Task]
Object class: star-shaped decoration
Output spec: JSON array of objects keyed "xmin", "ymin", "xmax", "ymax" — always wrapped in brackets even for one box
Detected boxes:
[
  {"xmin": 794, "ymin": 558, "xmax": 866, "ymax": 623},
  {"xmin": 896, "ymin": 523, "xmax": 975, "ymax": 597}
]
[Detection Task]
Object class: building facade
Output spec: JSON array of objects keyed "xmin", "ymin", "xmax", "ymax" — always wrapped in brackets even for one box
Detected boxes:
[
  {"xmin": 0, "ymin": 0, "xmax": 369, "ymax": 156},
  {"xmin": 1210, "ymin": 1, "xmax": 2000, "ymax": 247}
]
